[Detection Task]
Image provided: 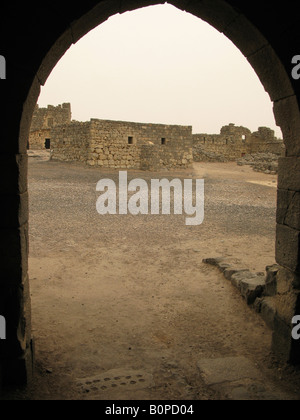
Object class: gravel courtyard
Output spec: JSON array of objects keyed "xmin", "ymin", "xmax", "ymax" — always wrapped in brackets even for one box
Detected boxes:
[{"xmin": 6, "ymin": 153, "xmax": 300, "ymax": 400}]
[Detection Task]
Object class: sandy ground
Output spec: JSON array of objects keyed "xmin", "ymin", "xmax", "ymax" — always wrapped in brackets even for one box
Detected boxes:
[{"xmin": 3, "ymin": 154, "xmax": 300, "ymax": 400}]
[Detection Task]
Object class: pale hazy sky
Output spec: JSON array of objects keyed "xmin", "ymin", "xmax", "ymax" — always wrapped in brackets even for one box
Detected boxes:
[{"xmin": 38, "ymin": 3, "xmax": 282, "ymax": 137}]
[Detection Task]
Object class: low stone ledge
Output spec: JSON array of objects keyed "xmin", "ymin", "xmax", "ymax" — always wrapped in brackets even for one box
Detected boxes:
[
  {"xmin": 203, "ymin": 256, "xmax": 275, "ymax": 329},
  {"xmin": 265, "ymin": 264, "xmax": 280, "ymax": 296},
  {"xmin": 254, "ymin": 297, "xmax": 276, "ymax": 330},
  {"xmin": 230, "ymin": 271, "xmax": 258, "ymax": 290},
  {"xmin": 203, "ymin": 256, "xmax": 266, "ymax": 298},
  {"xmin": 223, "ymin": 267, "xmax": 250, "ymax": 281},
  {"xmin": 240, "ymin": 276, "xmax": 266, "ymax": 305}
]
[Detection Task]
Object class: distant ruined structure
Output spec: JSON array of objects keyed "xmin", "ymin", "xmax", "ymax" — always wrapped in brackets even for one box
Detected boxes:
[
  {"xmin": 28, "ymin": 103, "xmax": 284, "ymax": 171},
  {"xmin": 50, "ymin": 118, "xmax": 193, "ymax": 170},
  {"xmin": 193, "ymin": 123, "xmax": 284, "ymax": 162},
  {"xmin": 29, "ymin": 103, "xmax": 72, "ymax": 150},
  {"xmin": 29, "ymin": 103, "xmax": 193, "ymax": 170}
]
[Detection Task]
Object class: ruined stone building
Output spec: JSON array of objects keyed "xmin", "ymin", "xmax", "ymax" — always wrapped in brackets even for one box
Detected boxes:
[
  {"xmin": 29, "ymin": 103, "xmax": 72, "ymax": 150},
  {"xmin": 51, "ymin": 119, "xmax": 193, "ymax": 170},
  {"xmin": 29, "ymin": 104, "xmax": 283, "ymax": 171},
  {"xmin": 29, "ymin": 103, "xmax": 193, "ymax": 170},
  {"xmin": 193, "ymin": 123, "xmax": 284, "ymax": 162}
]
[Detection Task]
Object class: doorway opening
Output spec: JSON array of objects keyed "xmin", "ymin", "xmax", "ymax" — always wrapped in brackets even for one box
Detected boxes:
[
  {"xmin": 25, "ymin": 4, "xmax": 285, "ymax": 400},
  {"xmin": 3, "ymin": 0, "xmax": 300, "ymax": 398}
]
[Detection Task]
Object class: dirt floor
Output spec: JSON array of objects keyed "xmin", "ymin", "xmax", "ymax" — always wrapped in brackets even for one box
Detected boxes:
[{"xmin": 3, "ymin": 153, "xmax": 300, "ymax": 400}]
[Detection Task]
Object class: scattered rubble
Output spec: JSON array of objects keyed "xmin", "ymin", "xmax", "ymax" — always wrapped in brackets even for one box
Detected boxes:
[
  {"xmin": 193, "ymin": 144, "xmax": 228, "ymax": 163},
  {"xmin": 237, "ymin": 153, "xmax": 279, "ymax": 174}
]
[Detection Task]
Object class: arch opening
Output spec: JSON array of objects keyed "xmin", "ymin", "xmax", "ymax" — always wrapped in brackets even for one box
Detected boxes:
[{"xmin": 2, "ymin": 0, "xmax": 300, "ymax": 393}]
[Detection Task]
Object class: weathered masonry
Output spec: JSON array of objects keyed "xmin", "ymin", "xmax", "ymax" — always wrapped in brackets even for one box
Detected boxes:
[
  {"xmin": 1, "ymin": 0, "xmax": 300, "ymax": 389},
  {"xmin": 29, "ymin": 103, "xmax": 72, "ymax": 150},
  {"xmin": 30, "ymin": 104, "xmax": 281, "ymax": 170},
  {"xmin": 28, "ymin": 104, "xmax": 193, "ymax": 170},
  {"xmin": 50, "ymin": 118, "xmax": 193, "ymax": 170},
  {"xmin": 193, "ymin": 123, "xmax": 284, "ymax": 162}
]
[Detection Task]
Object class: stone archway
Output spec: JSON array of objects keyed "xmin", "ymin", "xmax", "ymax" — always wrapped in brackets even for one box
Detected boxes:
[{"xmin": 1, "ymin": 0, "xmax": 300, "ymax": 386}]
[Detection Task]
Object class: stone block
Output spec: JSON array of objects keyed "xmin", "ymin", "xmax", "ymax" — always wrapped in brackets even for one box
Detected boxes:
[
  {"xmin": 230, "ymin": 271, "xmax": 257, "ymax": 291},
  {"xmin": 278, "ymin": 157, "xmax": 300, "ymax": 191},
  {"xmin": 223, "ymin": 268, "xmax": 250, "ymax": 281},
  {"xmin": 264, "ymin": 264, "xmax": 279, "ymax": 296},
  {"xmin": 36, "ymin": 27, "xmax": 72, "ymax": 85},
  {"xmin": 277, "ymin": 189, "xmax": 300, "ymax": 230},
  {"xmin": 217, "ymin": 262, "xmax": 231, "ymax": 272},
  {"xmin": 276, "ymin": 224, "xmax": 300, "ymax": 273},
  {"xmin": 273, "ymin": 95, "xmax": 300, "ymax": 157},
  {"xmin": 203, "ymin": 257, "xmax": 245, "ymax": 276},
  {"xmin": 274, "ymin": 289, "xmax": 300, "ymax": 326},
  {"xmin": 276, "ymin": 267, "xmax": 300, "ymax": 294},
  {"xmin": 272, "ymin": 313, "xmax": 293, "ymax": 362},
  {"xmin": 224, "ymin": 13, "xmax": 268, "ymax": 57},
  {"xmin": 240, "ymin": 276, "xmax": 266, "ymax": 305},
  {"xmin": 247, "ymin": 44, "xmax": 294, "ymax": 103},
  {"xmin": 202, "ymin": 257, "xmax": 225, "ymax": 267},
  {"xmin": 260, "ymin": 297, "xmax": 276, "ymax": 330}
]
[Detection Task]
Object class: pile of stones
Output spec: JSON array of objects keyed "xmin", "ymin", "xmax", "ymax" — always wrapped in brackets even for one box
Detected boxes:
[
  {"xmin": 193, "ymin": 144, "xmax": 228, "ymax": 163},
  {"xmin": 237, "ymin": 153, "xmax": 279, "ymax": 174}
]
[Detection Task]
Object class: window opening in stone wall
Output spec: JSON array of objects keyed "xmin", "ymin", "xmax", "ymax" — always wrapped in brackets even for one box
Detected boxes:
[
  {"xmin": 45, "ymin": 139, "xmax": 51, "ymax": 149},
  {"xmin": 128, "ymin": 136, "xmax": 134, "ymax": 145},
  {"xmin": 161, "ymin": 138, "xmax": 166, "ymax": 145}
]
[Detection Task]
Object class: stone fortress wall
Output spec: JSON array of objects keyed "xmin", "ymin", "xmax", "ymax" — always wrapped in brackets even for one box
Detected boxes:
[
  {"xmin": 29, "ymin": 103, "xmax": 193, "ymax": 170},
  {"xmin": 50, "ymin": 118, "xmax": 193, "ymax": 170},
  {"xmin": 28, "ymin": 104, "xmax": 284, "ymax": 172}
]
